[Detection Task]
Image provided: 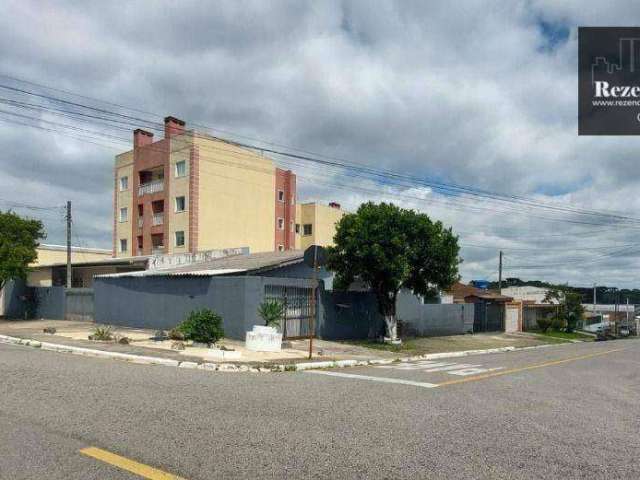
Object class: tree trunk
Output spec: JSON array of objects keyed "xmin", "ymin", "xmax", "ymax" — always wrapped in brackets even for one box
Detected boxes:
[{"xmin": 384, "ymin": 313, "xmax": 398, "ymax": 341}]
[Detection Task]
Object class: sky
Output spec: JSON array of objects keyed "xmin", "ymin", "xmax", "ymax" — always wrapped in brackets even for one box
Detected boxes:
[{"xmin": 1, "ymin": 0, "xmax": 640, "ymax": 288}]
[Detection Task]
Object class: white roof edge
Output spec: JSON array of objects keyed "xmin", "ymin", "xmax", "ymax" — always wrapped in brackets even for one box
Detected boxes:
[
  {"xmin": 95, "ymin": 268, "xmax": 247, "ymax": 279},
  {"xmin": 40, "ymin": 244, "xmax": 111, "ymax": 254}
]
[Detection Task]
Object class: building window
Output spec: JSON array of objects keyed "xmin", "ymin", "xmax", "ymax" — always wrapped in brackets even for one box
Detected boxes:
[
  {"xmin": 291, "ymin": 195, "xmax": 295, "ymax": 205},
  {"xmin": 175, "ymin": 196, "xmax": 186, "ymax": 212},
  {"xmin": 119, "ymin": 207, "xmax": 128, "ymax": 222},
  {"xmin": 278, "ymin": 190, "xmax": 284, "ymax": 202},
  {"xmin": 175, "ymin": 231, "xmax": 185, "ymax": 247},
  {"xmin": 119, "ymin": 176, "xmax": 129, "ymax": 191},
  {"xmin": 119, "ymin": 239, "xmax": 128, "ymax": 253},
  {"xmin": 290, "ymin": 220, "xmax": 294, "ymax": 232},
  {"xmin": 278, "ymin": 244, "xmax": 284, "ymax": 252},
  {"xmin": 175, "ymin": 160, "xmax": 186, "ymax": 178},
  {"xmin": 303, "ymin": 224, "xmax": 313, "ymax": 236},
  {"xmin": 295, "ymin": 223, "xmax": 300, "ymax": 234},
  {"xmin": 277, "ymin": 218, "xmax": 284, "ymax": 230}
]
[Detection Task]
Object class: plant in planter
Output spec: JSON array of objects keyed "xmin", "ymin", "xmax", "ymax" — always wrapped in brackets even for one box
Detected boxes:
[
  {"xmin": 257, "ymin": 300, "xmax": 284, "ymax": 329},
  {"xmin": 177, "ymin": 308, "xmax": 224, "ymax": 346}
]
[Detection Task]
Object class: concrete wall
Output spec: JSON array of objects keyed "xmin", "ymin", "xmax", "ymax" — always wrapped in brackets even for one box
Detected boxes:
[
  {"xmin": 32, "ymin": 245, "xmax": 112, "ymax": 267},
  {"xmin": 94, "ymin": 275, "xmax": 316, "ymax": 340},
  {"xmin": 396, "ymin": 290, "xmax": 474, "ymax": 336},
  {"xmin": 0, "ymin": 281, "xmax": 65, "ymax": 319},
  {"xmin": 1, "ymin": 279, "xmax": 27, "ymax": 318},
  {"xmin": 34, "ymin": 287, "xmax": 66, "ymax": 319}
]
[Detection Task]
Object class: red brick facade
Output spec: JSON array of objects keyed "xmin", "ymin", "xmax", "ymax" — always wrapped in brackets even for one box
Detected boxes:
[{"xmin": 274, "ymin": 168, "xmax": 296, "ymax": 250}]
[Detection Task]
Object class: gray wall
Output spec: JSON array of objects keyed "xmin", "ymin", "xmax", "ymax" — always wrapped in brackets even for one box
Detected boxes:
[
  {"xmin": 34, "ymin": 287, "xmax": 66, "ymax": 319},
  {"xmin": 94, "ymin": 275, "xmax": 316, "ymax": 340},
  {"xmin": 396, "ymin": 290, "xmax": 474, "ymax": 336},
  {"xmin": 318, "ymin": 290, "xmax": 383, "ymax": 340},
  {"xmin": 1, "ymin": 279, "xmax": 27, "ymax": 318}
]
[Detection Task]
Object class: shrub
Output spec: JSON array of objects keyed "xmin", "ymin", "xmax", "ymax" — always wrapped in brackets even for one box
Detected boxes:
[
  {"xmin": 177, "ymin": 309, "xmax": 224, "ymax": 345},
  {"xmin": 551, "ymin": 315, "xmax": 566, "ymax": 331},
  {"xmin": 90, "ymin": 325, "xmax": 113, "ymax": 341},
  {"xmin": 536, "ymin": 317, "xmax": 552, "ymax": 333},
  {"xmin": 257, "ymin": 300, "xmax": 284, "ymax": 328}
]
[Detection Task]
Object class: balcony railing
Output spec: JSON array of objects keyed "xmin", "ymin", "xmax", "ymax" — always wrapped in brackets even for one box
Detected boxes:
[
  {"xmin": 151, "ymin": 247, "xmax": 165, "ymax": 255},
  {"xmin": 137, "ymin": 217, "xmax": 143, "ymax": 228},
  {"xmin": 152, "ymin": 212, "xmax": 164, "ymax": 226},
  {"xmin": 138, "ymin": 179, "xmax": 164, "ymax": 196}
]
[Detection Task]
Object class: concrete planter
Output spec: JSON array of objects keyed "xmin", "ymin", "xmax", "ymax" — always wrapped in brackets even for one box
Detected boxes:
[{"xmin": 245, "ymin": 325, "xmax": 283, "ymax": 352}]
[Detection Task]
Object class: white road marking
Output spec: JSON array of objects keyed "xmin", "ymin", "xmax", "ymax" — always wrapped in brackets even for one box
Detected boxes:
[
  {"xmin": 422, "ymin": 364, "xmax": 479, "ymax": 372},
  {"xmin": 447, "ymin": 367, "xmax": 504, "ymax": 376},
  {"xmin": 306, "ymin": 370, "xmax": 438, "ymax": 388}
]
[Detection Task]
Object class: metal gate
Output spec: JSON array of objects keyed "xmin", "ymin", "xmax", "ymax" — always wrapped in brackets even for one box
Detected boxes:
[
  {"xmin": 473, "ymin": 303, "xmax": 504, "ymax": 332},
  {"xmin": 264, "ymin": 284, "xmax": 315, "ymax": 339},
  {"xmin": 65, "ymin": 288, "xmax": 94, "ymax": 322}
]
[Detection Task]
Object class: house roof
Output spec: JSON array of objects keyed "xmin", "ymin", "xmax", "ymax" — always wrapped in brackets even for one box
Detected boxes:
[
  {"xmin": 96, "ymin": 250, "xmax": 305, "ymax": 278},
  {"xmin": 448, "ymin": 282, "xmax": 513, "ymax": 302}
]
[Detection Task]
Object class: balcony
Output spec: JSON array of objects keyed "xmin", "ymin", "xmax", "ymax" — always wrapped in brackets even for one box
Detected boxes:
[
  {"xmin": 137, "ymin": 217, "xmax": 143, "ymax": 228},
  {"xmin": 151, "ymin": 247, "xmax": 165, "ymax": 255},
  {"xmin": 152, "ymin": 212, "xmax": 164, "ymax": 226},
  {"xmin": 138, "ymin": 179, "xmax": 164, "ymax": 196}
]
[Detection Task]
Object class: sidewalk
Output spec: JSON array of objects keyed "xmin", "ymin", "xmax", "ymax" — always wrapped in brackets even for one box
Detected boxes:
[
  {"xmin": 0, "ymin": 319, "xmax": 396, "ymax": 366},
  {"xmin": 0, "ymin": 319, "xmax": 580, "ymax": 373}
]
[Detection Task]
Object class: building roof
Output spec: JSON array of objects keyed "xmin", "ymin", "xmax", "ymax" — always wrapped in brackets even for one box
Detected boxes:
[
  {"xmin": 38, "ymin": 244, "xmax": 112, "ymax": 254},
  {"xmin": 449, "ymin": 282, "xmax": 513, "ymax": 302},
  {"xmin": 34, "ymin": 255, "xmax": 150, "ymax": 269},
  {"xmin": 96, "ymin": 250, "xmax": 305, "ymax": 278}
]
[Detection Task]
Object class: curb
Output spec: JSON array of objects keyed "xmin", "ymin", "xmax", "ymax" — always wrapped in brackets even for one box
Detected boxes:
[{"xmin": 0, "ymin": 334, "xmax": 568, "ymax": 374}]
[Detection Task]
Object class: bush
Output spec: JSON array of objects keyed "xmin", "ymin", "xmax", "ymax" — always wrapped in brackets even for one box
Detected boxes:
[
  {"xmin": 257, "ymin": 300, "xmax": 284, "ymax": 328},
  {"xmin": 551, "ymin": 315, "xmax": 566, "ymax": 331},
  {"xmin": 536, "ymin": 317, "xmax": 552, "ymax": 333},
  {"xmin": 177, "ymin": 309, "xmax": 224, "ymax": 345}
]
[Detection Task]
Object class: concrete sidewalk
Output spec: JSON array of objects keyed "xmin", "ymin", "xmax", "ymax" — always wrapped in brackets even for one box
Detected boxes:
[{"xmin": 0, "ymin": 319, "xmax": 396, "ymax": 366}]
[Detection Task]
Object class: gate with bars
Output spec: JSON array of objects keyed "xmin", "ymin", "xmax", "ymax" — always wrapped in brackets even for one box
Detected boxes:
[
  {"xmin": 264, "ymin": 284, "xmax": 315, "ymax": 339},
  {"xmin": 473, "ymin": 302, "xmax": 505, "ymax": 333}
]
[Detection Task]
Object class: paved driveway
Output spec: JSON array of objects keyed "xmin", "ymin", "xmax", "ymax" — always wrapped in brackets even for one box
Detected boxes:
[{"xmin": 0, "ymin": 339, "xmax": 638, "ymax": 479}]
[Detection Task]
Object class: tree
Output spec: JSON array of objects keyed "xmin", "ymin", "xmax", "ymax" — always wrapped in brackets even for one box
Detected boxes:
[
  {"xmin": 326, "ymin": 202, "xmax": 460, "ymax": 342},
  {"xmin": 543, "ymin": 288, "xmax": 584, "ymax": 333},
  {"xmin": 0, "ymin": 211, "xmax": 45, "ymax": 292}
]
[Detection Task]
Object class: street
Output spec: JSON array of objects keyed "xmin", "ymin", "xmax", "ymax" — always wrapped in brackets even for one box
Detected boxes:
[{"xmin": 1, "ymin": 340, "xmax": 639, "ymax": 479}]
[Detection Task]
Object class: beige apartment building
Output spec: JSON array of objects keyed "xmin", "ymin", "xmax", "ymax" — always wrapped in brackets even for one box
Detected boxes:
[
  {"xmin": 295, "ymin": 202, "xmax": 345, "ymax": 250},
  {"xmin": 114, "ymin": 116, "xmax": 345, "ymax": 257}
]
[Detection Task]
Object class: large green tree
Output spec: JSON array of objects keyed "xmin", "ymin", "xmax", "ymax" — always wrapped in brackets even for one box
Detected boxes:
[
  {"xmin": 543, "ymin": 289, "xmax": 585, "ymax": 333},
  {"xmin": 326, "ymin": 202, "xmax": 460, "ymax": 342},
  {"xmin": 0, "ymin": 211, "xmax": 45, "ymax": 292}
]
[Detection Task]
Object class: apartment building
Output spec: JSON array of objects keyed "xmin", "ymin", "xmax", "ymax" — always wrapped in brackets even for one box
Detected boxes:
[
  {"xmin": 295, "ymin": 202, "xmax": 345, "ymax": 250},
  {"xmin": 114, "ymin": 116, "xmax": 344, "ymax": 257}
]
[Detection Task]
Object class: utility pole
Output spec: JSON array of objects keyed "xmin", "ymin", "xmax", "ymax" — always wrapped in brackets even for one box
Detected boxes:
[
  {"xmin": 498, "ymin": 250, "xmax": 503, "ymax": 294},
  {"xmin": 66, "ymin": 201, "xmax": 72, "ymax": 289}
]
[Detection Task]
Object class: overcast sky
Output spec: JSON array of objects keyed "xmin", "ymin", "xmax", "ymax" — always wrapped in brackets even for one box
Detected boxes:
[{"xmin": 2, "ymin": 0, "xmax": 640, "ymax": 288}]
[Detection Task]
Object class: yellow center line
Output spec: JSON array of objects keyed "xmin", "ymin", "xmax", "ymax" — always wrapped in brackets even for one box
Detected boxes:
[
  {"xmin": 436, "ymin": 348, "xmax": 626, "ymax": 388},
  {"xmin": 80, "ymin": 447, "xmax": 187, "ymax": 480}
]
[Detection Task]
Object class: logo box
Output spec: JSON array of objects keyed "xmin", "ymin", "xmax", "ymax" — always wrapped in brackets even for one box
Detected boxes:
[{"xmin": 579, "ymin": 27, "xmax": 640, "ymax": 135}]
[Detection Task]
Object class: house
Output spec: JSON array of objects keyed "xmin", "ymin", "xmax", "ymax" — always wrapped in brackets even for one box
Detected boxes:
[
  {"xmin": 114, "ymin": 116, "xmax": 345, "ymax": 257},
  {"xmin": 501, "ymin": 286, "xmax": 559, "ymax": 304},
  {"xmin": 446, "ymin": 282, "xmax": 519, "ymax": 332}
]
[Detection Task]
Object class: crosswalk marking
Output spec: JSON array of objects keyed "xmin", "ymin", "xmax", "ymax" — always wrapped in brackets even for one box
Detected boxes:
[
  {"xmin": 306, "ymin": 370, "xmax": 438, "ymax": 388},
  {"xmin": 376, "ymin": 360, "xmax": 504, "ymax": 376}
]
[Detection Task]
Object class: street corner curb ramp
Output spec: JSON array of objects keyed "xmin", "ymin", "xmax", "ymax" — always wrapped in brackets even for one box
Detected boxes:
[{"xmin": 0, "ymin": 334, "xmax": 560, "ymax": 374}]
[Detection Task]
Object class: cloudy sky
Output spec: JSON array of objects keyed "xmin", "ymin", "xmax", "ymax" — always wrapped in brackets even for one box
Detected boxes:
[{"xmin": 2, "ymin": 0, "xmax": 640, "ymax": 287}]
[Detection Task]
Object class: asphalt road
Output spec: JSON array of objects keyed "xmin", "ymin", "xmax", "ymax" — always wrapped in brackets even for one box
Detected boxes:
[{"xmin": 0, "ymin": 339, "xmax": 638, "ymax": 479}]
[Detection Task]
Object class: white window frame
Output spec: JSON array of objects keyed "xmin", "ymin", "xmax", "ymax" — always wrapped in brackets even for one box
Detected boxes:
[
  {"xmin": 175, "ymin": 160, "xmax": 186, "ymax": 178},
  {"xmin": 119, "ymin": 176, "xmax": 129, "ymax": 191},
  {"xmin": 119, "ymin": 207, "xmax": 128, "ymax": 223},
  {"xmin": 119, "ymin": 239, "xmax": 128, "ymax": 253},
  {"xmin": 277, "ymin": 217, "xmax": 284, "ymax": 230},
  {"xmin": 175, "ymin": 230, "xmax": 185, "ymax": 247},
  {"xmin": 175, "ymin": 196, "xmax": 186, "ymax": 213}
]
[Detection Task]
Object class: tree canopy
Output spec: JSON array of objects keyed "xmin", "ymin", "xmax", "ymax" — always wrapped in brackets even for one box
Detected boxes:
[
  {"xmin": 326, "ymin": 202, "xmax": 460, "ymax": 341},
  {"xmin": 0, "ymin": 211, "xmax": 45, "ymax": 291}
]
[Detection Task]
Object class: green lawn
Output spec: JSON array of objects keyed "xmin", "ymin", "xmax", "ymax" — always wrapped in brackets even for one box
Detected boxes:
[
  {"xmin": 532, "ymin": 330, "xmax": 595, "ymax": 342},
  {"xmin": 343, "ymin": 332, "xmax": 571, "ymax": 356}
]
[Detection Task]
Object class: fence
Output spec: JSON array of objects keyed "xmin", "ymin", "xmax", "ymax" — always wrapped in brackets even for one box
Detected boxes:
[
  {"xmin": 396, "ymin": 291, "xmax": 474, "ymax": 336},
  {"xmin": 264, "ymin": 284, "xmax": 314, "ymax": 339}
]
